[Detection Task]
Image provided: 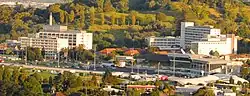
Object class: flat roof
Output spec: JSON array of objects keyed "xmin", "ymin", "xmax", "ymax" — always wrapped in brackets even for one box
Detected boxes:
[{"xmin": 192, "ymin": 58, "xmax": 229, "ymax": 64}]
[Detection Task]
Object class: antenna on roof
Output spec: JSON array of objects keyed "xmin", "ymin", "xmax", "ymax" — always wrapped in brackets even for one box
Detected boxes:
[{"xmin": 49, "ymin": 12, "xmax": 52, "ymax": 26}]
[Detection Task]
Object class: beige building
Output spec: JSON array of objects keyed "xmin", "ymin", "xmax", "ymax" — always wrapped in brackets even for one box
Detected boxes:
[
  {"xmin": 37, "ymin": 25, "xmax": 93, "ymax": 49},
  {"xmin": 191, "ymin": 34, "xmax": 237, "ymax": 55},
  {"xmin": 19, "ymin": 37, "xmax": 68, "ymax": 57}
]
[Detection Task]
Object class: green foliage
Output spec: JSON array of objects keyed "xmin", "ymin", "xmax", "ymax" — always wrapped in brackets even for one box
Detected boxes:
[
  {"xmin": 103, "ymin": 0, "xmax": 116, "ymax": 12},
  {"xmin": 69, "ymin": 10, "xmax": 75, "ymax": 23},
  {"xmin": 209, "ymin": 50, "xmax": 220, "ymax": 57},
  {"xmin": 241, "ymin": 67, "xmax": 249, "ymax": 79},
  {"xmin": 90, "ymin": 7, "xmax": 95, "ymax": 25},
  {"xmin": 229, "ymin": 76, "xmax": 234, "ymax": 84},
  {"xmin": 23, "ymin": 76, "xmax": 43, "ymax": 95},
  {"xmin": 5, "ymin": 48, "xmax": 13, "ymax": 55},
  {"xmin": 193, "ymin": 87, "xmax": 215, "ymax": 96},
  {"xmin": 3, "ymin": 67, "xmax": 12, "ymax": 82},
  {"xmin": 27, "ymin": 47, "xmax": 43, "ymax": 61},
  {"xmin": 102, "ymin": 69, "xmax": 119, "ymax": 85}
]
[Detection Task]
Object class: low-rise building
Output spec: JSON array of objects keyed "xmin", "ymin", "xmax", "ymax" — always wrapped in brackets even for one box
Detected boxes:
[
  {"xmin": 146, "ymin": 36, "xmax": 181, "ymax": 50},
  {"xmin": 0, "ymin": 43, "xmax": 7, "ymax": 51}
]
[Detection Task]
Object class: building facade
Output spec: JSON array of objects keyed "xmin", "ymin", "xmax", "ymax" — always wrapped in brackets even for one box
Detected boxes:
[
  {"xmin": 19, "ymin": 37, "xmax": 68, "ymax": 57},
  {"xmin": 181, "ymin": 22, "xmax": 221, "ymax": 49},
  {"xmin": 146, "ymin": 36, "xmax": 181, "ymax": 50},
  {"xmin": 37, "ymin": 25, "xmax": 93, "ymax": 49},
  {"xmin": 191, "ymin": 34, "xmax": 237, "ymax": 55}
]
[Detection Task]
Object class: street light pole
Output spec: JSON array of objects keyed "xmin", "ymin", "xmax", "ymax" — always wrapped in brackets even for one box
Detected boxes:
[
  {"xmin": 137, "ymin": 65, "xmax": 139, "ymax": 74},
  {"xmin": 25, "ymin": 46, "xmax": 27, "ymax": 65},
  {"xmin": 131, "ymin": 60, "xmax": 134, "ymax": 73},
  {"xmin": 173, "ymin": 49, "xmax": 176, "ymax": 77},
  {"xmin": 57, "ymin": 51, "xmax": 60, "ymax": 67},
  {"xmin": 94, "ymin": 44, "xmax": 96, "ymax": 70},
  {"xmin": 158, "ymin": 62, "xmax": 160, "ymax": 76}
]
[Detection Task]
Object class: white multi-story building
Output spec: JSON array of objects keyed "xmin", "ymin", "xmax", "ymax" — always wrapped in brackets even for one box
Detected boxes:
[
  {"xmin": 34, "ymin": 13, "xmax": 93, "ymax": 49},
  {"xmin": 181, "ymin": 22, "xmax": 221, "ymax": 49},
  {"xmin": 18, "ymin": 37, "xmax": 68, "ymax": 57},
  {"xmin": 37, "ymin": 25, "xmax": 93, "ymax": 49},
  {"xmin": 191, "ymin": 34, "xmax": 237, "ymax": 55},
  {"xmin": 146, "ymin": 36, "xmax": 181, "ymax": 50}
]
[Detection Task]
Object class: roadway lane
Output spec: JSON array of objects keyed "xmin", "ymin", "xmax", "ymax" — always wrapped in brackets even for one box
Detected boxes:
[
  {"xmin": 87, "ymin": 66, "xmax": 156, "ymax": 74},
  {"xmin": 0, "ymin": 63, "xmax": 157, "ymax": 75}
]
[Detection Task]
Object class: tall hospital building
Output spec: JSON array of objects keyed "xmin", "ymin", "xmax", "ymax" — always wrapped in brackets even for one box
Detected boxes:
[
  {"xmin": 146, "ymin": 22, "xmax": 237, "ymax": 55},
  {"xmin": 19, "ymin": 13, "xmax": 93, "ymax": 58}
]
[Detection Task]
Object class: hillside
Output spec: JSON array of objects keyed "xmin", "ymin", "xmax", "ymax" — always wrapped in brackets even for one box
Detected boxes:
[{"xmin": 0, "ymin": 0, "xmax": 250, "ymax": 52}]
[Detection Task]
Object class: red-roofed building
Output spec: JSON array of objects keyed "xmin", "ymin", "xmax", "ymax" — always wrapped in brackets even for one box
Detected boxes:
[
  {"xmin": 124, "ymin": 49, "xmax": 140, "ymax": 56},
  {"xmin": 99, "ymin": 48, "xmax": 118, "ymax": 55},
  {"xmin": 0, "ymin": 43, "xmax": 7, "ymax": 50}
]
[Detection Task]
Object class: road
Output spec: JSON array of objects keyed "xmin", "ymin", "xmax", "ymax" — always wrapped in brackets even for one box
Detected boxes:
[{"xmin": 0, "ymin": 63, "xmax": 157, "ymax": 75}]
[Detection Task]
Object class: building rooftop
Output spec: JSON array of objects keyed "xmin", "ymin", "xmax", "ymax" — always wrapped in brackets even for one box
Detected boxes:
[{"xmin": 192, "ymin": 57, "xmax": 229, "ymax": 64}]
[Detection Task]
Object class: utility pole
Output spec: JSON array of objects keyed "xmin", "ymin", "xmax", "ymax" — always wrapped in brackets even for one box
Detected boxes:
[
  {"xmin": 131, "ymin": 60, "xmax": 134, "ymax": 73},
  {"xmin": 137, "ymin": 65, "xmax": 139, "ymax": 74},
  {"xmin": 158, "ymin": 62, "xmax": 160, "ymax": 76},
  {"xmin": 131, "ymin": 37, "xmax": 134, "ymax": 73},
  {"xmin": 57, "ymin": 51, "xmax": 60, "ymax": 67},
  {"xmin": 173, "ymin": 50, "xmax": 176, "ymax": 77},
  {"xmin": 94, "ymin": 44, "xmax": 96, "ymax": 70},
  {"xmin": 25, "ymin": 46, "xmax": 27, "ymax": 65}
]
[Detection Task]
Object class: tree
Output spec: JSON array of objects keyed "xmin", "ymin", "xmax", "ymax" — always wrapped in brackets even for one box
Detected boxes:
[
  {"xmin": 154, "ymin": 79, "xmax": 162, "ymax": 87},
  {"xmin": 241, "ymin": 67, "xmax": 249, "ymax": 79},
  {"xmin": 41, "ymin": 47, "xmax": 46, "ymax": 59},
  {"xmin": 163, "ymin": 83, "xmax": 175, "ymax": 96},
  {"xmin": 151, "ymin": 89, "xmax": 160, "ymax": 96},
  {"xmin": 156, "ymin": 12, "xmax": 167, "ymax": 21},
  {"xmin": 209, "ymin": 50, "xmax": 214, "ymax": 56},
  {"xmin": 121, "ymin": 15, "xmax": 126, "ymax": 25},
  {"xmin": 49, "ymin": 76, "xmax": 53, "ymax": 85},
  {"xmin": 69, "ymin": 10, "xmax": 75, "ymax": 23},
  {"xmin": 32, "ymin": 73, "xmax": 42, "ymax": 82},
  {"xmin": 213, "ymin": 51, "xmax": 220, "ymax": 57},
  {"xmin": 2, "ymin": 67, "xmax": 12, "ymax": 82},
  {"xmin": 103, "ymin": 0, "xmax": 115, "ymax": 12},
  {"xmin": 90, "ymin": 7, "xmax": 95, "ymax": 25},
  {"xmin": 19, "ymin": 70, "xmax": 28, "ymax": 84},
  {"xmin": 130, "ymin": 11, "xmax": 137, "ymax": 25},
  {"xmin": 111, "ymin": 13, "xmax": 116, "ymax": 25},
  {"xmin": 193, "ymin": 87, "xmax": 215, "ymax": 96},
  {"xmin": 5, "ymin": 48, "xmax": 13, "ymax": 55},
  {"xmin": 113, "ymin": 0, "xmax": 129, "ymax": 12},
  {"xmin": 101, "ymin": 13, "xmax": 105, "ymax": 25},
  {"xmin": 59, "ymin": 11, "xmax": 65, "ymax": 23},
  {"xmin": 12, "ymin": 68, "xmax": 20, "ymax": 84},
  {"xmin": 0, "ymin": 66, "xmax": 3, "ymax": 80},
  {"xmin": 23, "ymin": 76, "xmax": 43, "ymax": 95},
  {"xmin": 229, "ymin": 76, "xmax": 234, "ymax": 84},
  {"xmin": 102, "ymin": 69, "xmax": 118, "ymax": 85}
]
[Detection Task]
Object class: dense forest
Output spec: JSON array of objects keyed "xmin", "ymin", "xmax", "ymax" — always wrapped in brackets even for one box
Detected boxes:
[{"xmin": 1, "ymin": 0, "xmax": 250, "ymax": 52}]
